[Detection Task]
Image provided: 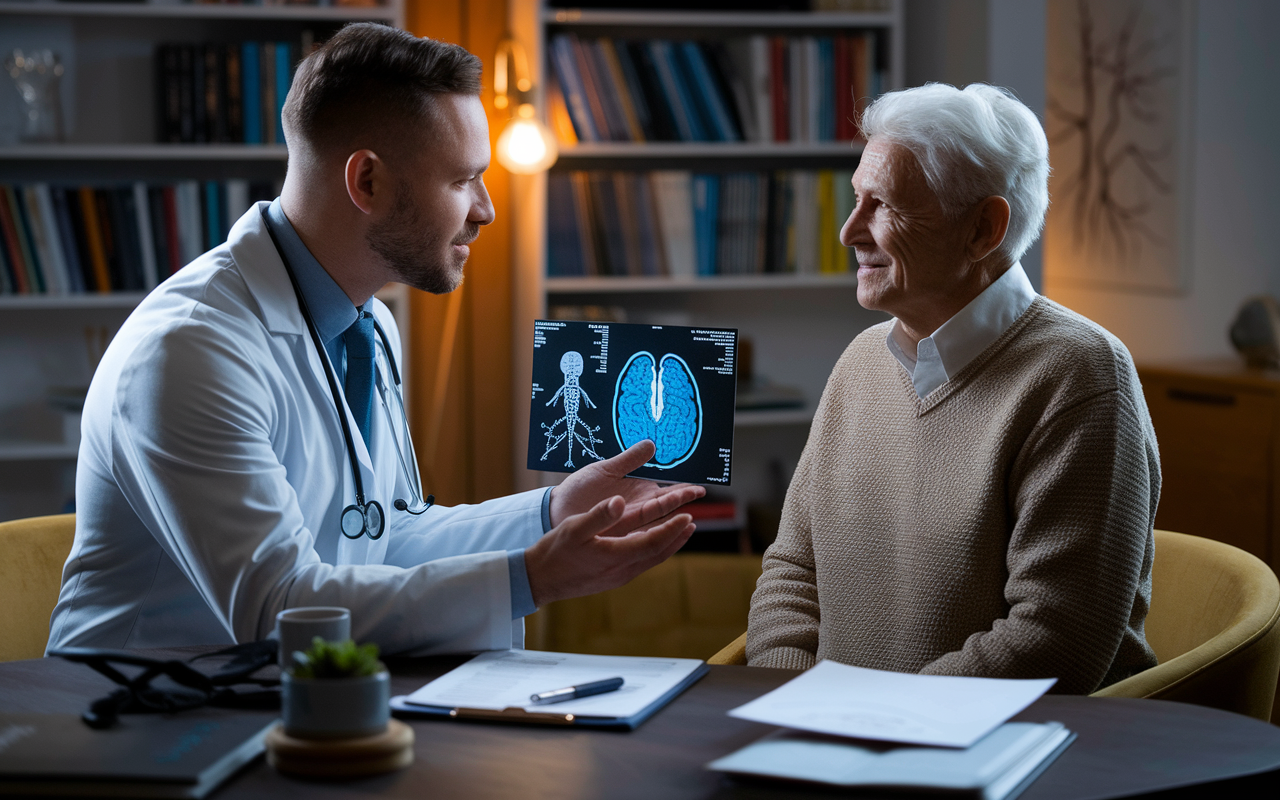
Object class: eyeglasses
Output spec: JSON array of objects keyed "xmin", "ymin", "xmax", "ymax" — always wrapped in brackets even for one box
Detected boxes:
[{"xmin": 50, "ymin": 640, "xmax": 280, "ymax": 729}]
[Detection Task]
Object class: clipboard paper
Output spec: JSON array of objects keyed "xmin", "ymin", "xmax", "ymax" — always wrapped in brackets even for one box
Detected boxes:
[{"xmin": 391, "ymin": 650, "xmax": 709, "ymax": 731}]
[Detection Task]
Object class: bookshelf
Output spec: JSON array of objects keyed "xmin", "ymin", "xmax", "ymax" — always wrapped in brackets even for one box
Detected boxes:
[
  {"xmin": 0, "ymin": 0, "xmax": 406, "ymax": 521},
  {"xmin": 511, "ymin": 1, "xmax": 902, "ymax": 548}
]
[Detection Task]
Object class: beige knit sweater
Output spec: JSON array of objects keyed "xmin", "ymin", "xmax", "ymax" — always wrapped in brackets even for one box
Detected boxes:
[{"xmin": 747, "ymin": 297, "xmax": 1160, "ymax": 694}]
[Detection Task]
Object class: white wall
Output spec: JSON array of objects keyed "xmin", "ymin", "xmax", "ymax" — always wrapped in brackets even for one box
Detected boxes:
[{"xmin": 1046, "ymin": 0, "xmax": 1280, "ymax": 362}]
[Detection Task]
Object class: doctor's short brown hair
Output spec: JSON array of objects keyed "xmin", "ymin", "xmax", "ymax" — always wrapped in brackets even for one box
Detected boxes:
[{"xmin": 282, "ymin": 23, "xmax": 482, "ymax": 158}]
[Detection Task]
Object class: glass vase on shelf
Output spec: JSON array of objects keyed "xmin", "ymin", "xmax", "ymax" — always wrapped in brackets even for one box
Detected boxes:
[{"xmin": 5, "ymin": 49, "xmax": 66, "ymax": 144}]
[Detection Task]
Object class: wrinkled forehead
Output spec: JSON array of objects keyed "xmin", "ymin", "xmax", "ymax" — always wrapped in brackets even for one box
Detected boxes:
[{"xmin": 853, "ymin": 137, "xmax": 937, "ymax": 206}]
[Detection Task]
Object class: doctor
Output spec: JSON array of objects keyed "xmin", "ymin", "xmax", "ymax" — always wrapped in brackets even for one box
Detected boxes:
[{"xmin": 47, "ymin": 24, "xmax": 702, "ymax": 653}]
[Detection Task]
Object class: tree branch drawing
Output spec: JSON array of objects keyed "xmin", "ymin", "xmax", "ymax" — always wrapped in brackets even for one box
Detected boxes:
[{"xmin": 1048, "ymin": 0, "xmax": 1175, "ymax": 266}]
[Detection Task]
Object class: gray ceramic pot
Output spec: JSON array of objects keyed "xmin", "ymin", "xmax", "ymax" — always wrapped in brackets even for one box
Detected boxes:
[{"xmin": 281, "ymin": 670, "xmax": 390, "ymax": 740}]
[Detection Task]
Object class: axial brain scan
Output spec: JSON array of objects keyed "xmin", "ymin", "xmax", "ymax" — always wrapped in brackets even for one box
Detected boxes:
[{"xmin": 613, "ymin": 352, "xmax": 702, "ymax": 468}]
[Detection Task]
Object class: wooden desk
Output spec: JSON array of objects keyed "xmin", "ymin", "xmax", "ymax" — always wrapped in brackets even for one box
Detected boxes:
[
  {"xmin": 1138, "ymin": 359, "xmax": 1280, "ymax": 570},
  {"xmin": 2, "ymin": 653, "xmax": 1279, "ymax": 800}
]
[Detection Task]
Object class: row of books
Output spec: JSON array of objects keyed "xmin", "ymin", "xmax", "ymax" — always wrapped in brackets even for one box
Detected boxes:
[
  {"xmin": 547, "ymin": 32, "xmax": 887, "ymax": 145},
  {"xmin": 0, "ymin": 181, "xmax": 276, "ymax": 296},
  {"xmin": 547, "ymin": 170, "xmax": 856, "ymax": 278},
  {"xmin": 156, "ymin": 41, "xmax": 304, "ymax": 144}
]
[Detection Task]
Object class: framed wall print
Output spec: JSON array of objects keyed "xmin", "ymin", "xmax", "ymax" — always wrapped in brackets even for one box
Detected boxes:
[{"xmin": 1044, "ymin": 0, "xmax": 1197, "ymax": 293}]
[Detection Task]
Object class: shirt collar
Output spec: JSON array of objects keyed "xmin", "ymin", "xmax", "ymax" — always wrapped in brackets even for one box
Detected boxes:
[
  {"xmin": 264, "ymin": 197, "xmax": 358, "ymax": 346},
  {"xmin": 886, "ymin": 262, "xmax": 1037, "ymax": 398}
]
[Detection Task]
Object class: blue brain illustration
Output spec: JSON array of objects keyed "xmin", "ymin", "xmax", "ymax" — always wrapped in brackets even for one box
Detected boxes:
[{"xmin": 613, "ymin": 352, "xmax": 702, "ymax": 469}]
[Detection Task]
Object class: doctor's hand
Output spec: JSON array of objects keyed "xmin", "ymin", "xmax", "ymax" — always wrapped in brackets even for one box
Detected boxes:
[
  {"xmin": 524, "ymin": 493, "xmax": 697, "ymax": 607},
  {"xmin": 548, "ymin": 439, "xmax": 705, "ymax": 533}
]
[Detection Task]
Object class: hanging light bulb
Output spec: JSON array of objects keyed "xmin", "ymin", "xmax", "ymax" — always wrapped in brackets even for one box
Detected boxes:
[
  {"xmin": 493, "ymin": 38, "xmax": 558, "ymax": 175},
  {"xmin": 496, "ymin": 103, "xmax": 559, "ymax": 174}
]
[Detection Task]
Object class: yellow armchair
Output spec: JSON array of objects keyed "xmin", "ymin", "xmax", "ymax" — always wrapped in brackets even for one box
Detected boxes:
[
  {"xmin": 709, "ymin": 531, "xmax": 1280, "ymax": 722},
  {"xmin": 0, "ymin": 513, "xmax": 75, "ymax": 662}
]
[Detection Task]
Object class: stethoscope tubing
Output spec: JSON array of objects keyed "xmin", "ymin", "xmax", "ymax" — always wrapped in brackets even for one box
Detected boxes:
[{"xmin": 258, "ymin": 206, "xmax": 427, "ymax": 540}]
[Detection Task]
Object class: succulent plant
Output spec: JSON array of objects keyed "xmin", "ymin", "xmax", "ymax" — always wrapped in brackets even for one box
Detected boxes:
[{"xmin": 289, "ymin": 637, "xmax": 384, "ymax": 679}]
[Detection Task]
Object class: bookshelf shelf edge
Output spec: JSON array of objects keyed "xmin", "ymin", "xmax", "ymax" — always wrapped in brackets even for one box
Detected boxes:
[
  {"xmin": 0, "ymin": 2, "xmax": 397, "ymax": 21},
  {"xmin": 543, "ymin": 9, "xmax": 898, "ymax": 29},
  {"xmin": 0, "ymin": 145, "xmax": 290, "ymax": 162},
  {"xmin": 545, "ymin": 275, "xmax": 860, "ymax": 294}
]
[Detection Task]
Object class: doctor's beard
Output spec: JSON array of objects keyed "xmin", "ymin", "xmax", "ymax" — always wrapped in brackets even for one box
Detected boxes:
[{"xmin": 366, "ymin": 185, "xmax": 475, "ymax": 295}]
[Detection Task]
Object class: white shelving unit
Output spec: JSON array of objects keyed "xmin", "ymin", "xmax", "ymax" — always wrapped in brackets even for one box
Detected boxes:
[
  {"xmin": 0, "ymin": 0, "xmax": 405, "ymax": 521},
  {"xmin": 510, "ymin": 1, "xmax": 902, "ymax": 536}
]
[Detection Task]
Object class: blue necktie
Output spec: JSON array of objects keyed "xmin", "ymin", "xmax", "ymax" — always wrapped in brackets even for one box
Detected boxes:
[{"xmin": 342, "ymin": 311, "xmax": 376, "ymax": 450}]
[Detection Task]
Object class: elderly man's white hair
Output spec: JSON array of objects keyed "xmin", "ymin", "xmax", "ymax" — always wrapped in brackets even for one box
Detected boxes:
[{"xmin": 860, "ymin": 82, "xmax": 1050, "ymax": 266}]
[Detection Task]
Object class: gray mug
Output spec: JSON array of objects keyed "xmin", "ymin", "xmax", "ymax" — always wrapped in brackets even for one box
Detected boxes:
[{"xmin": 275, "ymin": 606, "xmax": 351, "ymax": 668}]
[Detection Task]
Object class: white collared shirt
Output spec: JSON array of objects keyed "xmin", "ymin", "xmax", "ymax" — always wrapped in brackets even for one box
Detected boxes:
[{"xmin": 885, "ymin": 263, "xmax": 1037, "ymax": 398}]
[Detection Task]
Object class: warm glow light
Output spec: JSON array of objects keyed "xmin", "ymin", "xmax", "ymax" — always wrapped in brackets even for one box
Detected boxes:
[{"xmin": 496, "ymin": 117, "xmax": 559, "ymax": 174}]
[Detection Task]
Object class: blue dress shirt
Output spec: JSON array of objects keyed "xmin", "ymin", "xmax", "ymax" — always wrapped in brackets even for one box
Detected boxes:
[{"xmin": 263, "ymin": 199, "xmax": 545, "ymax": 618}]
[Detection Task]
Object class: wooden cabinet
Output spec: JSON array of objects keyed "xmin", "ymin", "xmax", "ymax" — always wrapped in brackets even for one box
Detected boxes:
[{"xmin": 1138, "ymin": 360, "xmax": 1280, "ymax": 570}]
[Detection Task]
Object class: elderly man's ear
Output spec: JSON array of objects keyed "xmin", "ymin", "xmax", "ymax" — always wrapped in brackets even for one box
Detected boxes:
[{"xmin": 966, "ymin": 196, "xmax": 1012, "ymax": 265}]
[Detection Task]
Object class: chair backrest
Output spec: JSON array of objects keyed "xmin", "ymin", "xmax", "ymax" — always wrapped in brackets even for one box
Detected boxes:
[
  {"xmin": 0, "ymin": 514, "xmax": 75, "ymax": 662},
  {"xmin": 526, "ymin": 553, "xmax": 762, "ymax": 660},
  {"xmin": 1091, "ymin": 531, "xmax": 1280, "ymax": 721}
]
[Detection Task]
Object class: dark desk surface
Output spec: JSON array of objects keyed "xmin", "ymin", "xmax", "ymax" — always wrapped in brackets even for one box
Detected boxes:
[{"xmin": 3, "ymin": 652, "xmax": 1279, "ymax": 800}]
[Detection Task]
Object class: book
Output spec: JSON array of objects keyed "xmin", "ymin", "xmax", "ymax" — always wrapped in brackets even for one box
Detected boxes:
[
  {"xmin": 0, "ymin": 188, "xmax": 28, "ymax": 293},
  {"xmin": 678, "ymin": 41, "xmax": 738, "ymax": 142},
  {"xmin": 708, "ymin": 722, "xmax": 1075, "ymax": 800},
  {"xmin": 691, "ymin": 173, "xmax": 719, "ymax": 276},
  {"xmin": 241, "ymin": 42, "xmax": 262, "ymax": 145},
  {"xmin": 650, "ymin": 170, "xmax": 696, "ymax": 278},
  {"xmin": 583, "ymin": 39, "xmax": 632, "ymax": 142},
  {"xmin": 133, "ymin": 182, "xmax": 159, "ymax": 289},
  {"xmin": 7, "ymin": 185, "xmax": 43, "ymax": 293},
  {"xmin": 24, "ymin": 185, "xmax": 64, "ymax": 294},
  {"xmin": 225, "ymin": 44, "xmax": 243, "ymax": 143},
  {"xmin": 0, "ymin": 711, "xmax": 275, "ymax": 799},
  {"xmin": 274, "ymin": 42, "xmax": 291, "ymax": 145},
  {"xmin": 261, "ymin": 43, "xmax": 276, "ymax": 145},
  {"xmin": 549, "ymin": 34, "xmax": 600, "ymax": 143},
  {"xmin": 597, "ymin": 39, "xmax": 646, "ymax": 142},
  {"xmin": 648, "ymin": 40, "xmax": 702, "ymax": 141}
]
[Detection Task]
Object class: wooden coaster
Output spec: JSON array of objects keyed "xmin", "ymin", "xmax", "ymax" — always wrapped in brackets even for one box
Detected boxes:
[{"xmin": 266, "ymin": 720, "xmax": 414, "ymax": 778}]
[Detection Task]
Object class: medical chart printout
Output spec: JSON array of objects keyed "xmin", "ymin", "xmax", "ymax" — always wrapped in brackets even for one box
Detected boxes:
[
  {"xmin": 527, "ymin": 320, "xmax": 738, "ymax": 484},
  {"xmin": 727, "ymin": 660, "xmax": 1057, "ymax": 748},
  {"xmin": 402, "ymin": 650, "xmax": 705, "ymax": 718}
]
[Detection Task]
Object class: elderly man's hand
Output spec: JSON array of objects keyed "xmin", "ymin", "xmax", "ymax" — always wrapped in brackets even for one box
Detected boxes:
[{"xmin": 548, "ymin": 439, "xmax": 705, "ymax": 534}]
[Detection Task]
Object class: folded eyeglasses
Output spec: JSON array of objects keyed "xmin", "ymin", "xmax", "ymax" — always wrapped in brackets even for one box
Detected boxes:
[{"xmin": 50, "ymin": 640, "xmax": 281, "ymax": 729}]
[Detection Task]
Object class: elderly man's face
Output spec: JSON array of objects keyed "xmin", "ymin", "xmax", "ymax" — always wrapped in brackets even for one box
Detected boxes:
[{"xmin": 841, "ymin": 138, "xmax": 975, "ymax": 337}]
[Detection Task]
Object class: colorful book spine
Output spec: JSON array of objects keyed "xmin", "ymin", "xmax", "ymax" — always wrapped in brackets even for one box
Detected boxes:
[
  {"xmin": 275, "ymin": 42, "xmax": 291, "ymax": 145},
  {"xmin": 241, "ymin": 42, "xmax": 262, "ymax": 145}
]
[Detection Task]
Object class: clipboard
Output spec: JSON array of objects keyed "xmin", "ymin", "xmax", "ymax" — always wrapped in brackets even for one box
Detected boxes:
[{"xmin": 390, "ymin": 662, "xmax": 708, "ymax": 731}]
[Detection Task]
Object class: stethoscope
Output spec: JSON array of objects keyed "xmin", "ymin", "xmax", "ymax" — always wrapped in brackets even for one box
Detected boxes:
[{"xmin": 261, "ymin": 207, "xmax": 434, "ymax": 540}]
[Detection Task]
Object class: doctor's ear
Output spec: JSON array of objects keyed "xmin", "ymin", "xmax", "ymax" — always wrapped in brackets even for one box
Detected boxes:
[{"xmin": 344, "ymin": 149, "xmax": 387, "ymax": 216}]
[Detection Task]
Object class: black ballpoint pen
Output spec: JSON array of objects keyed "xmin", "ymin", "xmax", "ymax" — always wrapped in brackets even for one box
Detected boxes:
[{"xmin": 530, "ymin": 676, "xmax": 625, "ymax": 705}]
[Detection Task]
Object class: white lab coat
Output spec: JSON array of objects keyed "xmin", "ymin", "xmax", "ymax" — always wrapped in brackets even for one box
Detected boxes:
[{"xmin": 47, "ymin": 203, "xmax": 543, "ymax": 654}]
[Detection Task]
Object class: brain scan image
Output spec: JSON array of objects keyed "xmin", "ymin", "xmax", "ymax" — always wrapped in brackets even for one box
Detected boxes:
[{"xmin": 613, "ymin": 351, "xmax": 702, "ymax": 469}]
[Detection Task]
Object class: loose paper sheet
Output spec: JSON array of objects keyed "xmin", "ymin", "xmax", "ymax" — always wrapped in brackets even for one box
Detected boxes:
[
  {"xmin": 403, "ymin": 650, "xmax": 704, "ymax": 718},
  {"xmin": 727, "ymin": 660, "xmax": 1056, "ymax": 748}
]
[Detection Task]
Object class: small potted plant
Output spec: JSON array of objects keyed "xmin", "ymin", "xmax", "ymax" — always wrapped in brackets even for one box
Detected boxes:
[{"xmin": 282, "ymin": 638, "xmax": 390, "ymax": 740}]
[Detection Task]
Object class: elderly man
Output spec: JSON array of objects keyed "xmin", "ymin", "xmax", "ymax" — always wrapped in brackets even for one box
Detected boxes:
[{"xmin": 746, "ymin": 83, "xmax": 1160, "ymax": 694}]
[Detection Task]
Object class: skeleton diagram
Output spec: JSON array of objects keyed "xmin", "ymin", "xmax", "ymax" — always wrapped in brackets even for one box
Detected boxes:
[{"xmin": 541, "ymin": 351, "xmax": 604, "ymax": 468}]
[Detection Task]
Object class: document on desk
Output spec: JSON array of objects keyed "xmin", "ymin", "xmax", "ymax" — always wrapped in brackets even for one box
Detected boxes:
[
  {"xmin": 727, "ymin": 660, "xmax": 1056, "ymax": 748},
  {"xmin": 395, "ymin": 650, "xmax": 708, "ymax": 729}
]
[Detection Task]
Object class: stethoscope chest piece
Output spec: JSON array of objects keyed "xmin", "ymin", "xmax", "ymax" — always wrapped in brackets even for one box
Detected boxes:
[{"xmin": 341, "ymin": 500, "xmax": 385, "ymax": 540}]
